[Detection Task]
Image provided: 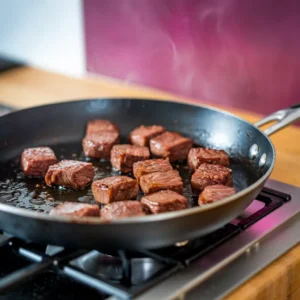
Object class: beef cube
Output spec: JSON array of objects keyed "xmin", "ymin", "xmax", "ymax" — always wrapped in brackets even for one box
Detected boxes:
[
  {"xmin": 83, "ymin": 119, "xmax": 120, "ymax": 160},
  {"xmin": 49, "ymin": 202, "xmax": 100, "ymax": 217},
  {"xmin": 133, "ymin": 159, "xmax": 173, "ymax": 182},
  {"xmin": 150, "ymin": 131, "xmax": 193, "ymax": 161},
  {"xmin": 129, "ymin": 125, "xmax": 165, "ymax": 146},
  {"xmin": 191, "ymin": 163, "xmax": 233, "ymax": 194},
  {"xmin": 21, "ymin": 147, "xmax": 57, "ymax": 177},
  {"xmin": 82, "ymin": 131, "xmax": 120, "ymax": 159},
  {"xmin": 45, "ymin": 160, "xmax": 95, "ymax": 190},
  {"xmin": 86, "ymin": 119, "xmax": 119, "ymax": 135},
  {"xmin": 92, "ymin": 176, "xmax": 138, "ymax": 204},
  {"xmin": 101, "ymin": 201, "xmax": 146, "ymax": 221},
  {"xmin": 139, "ymin": 170, "xmax": 183, "ymax": 194},
  {"xmin": 198, "ymin": 185, "xmax": 236, "ymax": 205},
  {"xmin": 141, "ymin": 190, "xmax": 188, "ymax": 214},
  {"xmin": 111, "ymin": 144, "xmax": 150, "ymax": 173},
  {"xmin": 188, "ymin": 147, "xmax": 229, "ymax": 171}
]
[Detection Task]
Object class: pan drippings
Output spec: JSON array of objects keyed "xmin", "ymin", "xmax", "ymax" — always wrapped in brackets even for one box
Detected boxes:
[{"xmin": 0, "ymin": 142, "xmax": 255, "ymax": 214}]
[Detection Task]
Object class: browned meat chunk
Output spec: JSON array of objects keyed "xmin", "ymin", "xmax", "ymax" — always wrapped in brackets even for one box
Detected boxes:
[
  {"xmin": 198, "ymin": 185, "xmax": 236, "ymax": 205},
  {"xmin": 101, "ymin": 201, "xmax": 146, "ymax": 221},
  {"xmin": 188, "ymin": 147, "xmax": 229, "ymax": 171},
  {"xmin": 86, "ymin": 119, "xmax": 119, "ymax": 135},
  {"xmin": 110, "ymin": 144, "xmax": 150, "ymax": 173},
  {"xmin": 150, "ymin": 131, "xmax": 193, "ymax": 161},
  {"xmin": 129, "ymin": 125, "xmax": 165, "ymax": 146},
  {"xmin": 49, "ymin": 202, "xmax": 100, "ymax": 217},
  {"xmin": 83, "ymin": 119, "xmax": 120, "ymax": 160},
  {"xmin": 191, "ymin": 163, "xmax": 233, "ymax": 194},
  {"xmin": 141, "ymin": 190, "xmax": 188, "ymax": 214},
  {"xmin": 92, "ymin": 176, "xmax": 138, "ymax": 204},
  {"xmin": 82, "ymin": 131, "xmax": 120, "ymax": 159},
  {"xmin": 139, "ymin": 170, "xmax": 183, "ymax": 194},
  {"xmin": 133, "ymin": 159, "xmax": 173, "ymax": 182},
  {"xmin": 45, "ymin": 160, "xmax": 95, "ymax": 190},
  {"xmin": 21, "ymin": 147, "xmax": 57, "ymax": 177}
]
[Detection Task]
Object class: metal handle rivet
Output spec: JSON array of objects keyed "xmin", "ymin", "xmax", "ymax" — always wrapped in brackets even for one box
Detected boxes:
[
  {"xmin": 259, "ymin": 153, "xmax": 267, "ymax": 168},
  {"xmin": 249, "ymin": 144, "xmax": 258, "ymax": 159}
]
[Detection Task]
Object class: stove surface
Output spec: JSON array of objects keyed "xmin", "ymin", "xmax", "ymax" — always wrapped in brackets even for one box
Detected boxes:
[
  {"xmin": 135, "ymin": 180, "xmax": 300, "ymax": 300},
  {"xmin": 0, "ymin": 179, "xmax": 299, "ymax": 300}
]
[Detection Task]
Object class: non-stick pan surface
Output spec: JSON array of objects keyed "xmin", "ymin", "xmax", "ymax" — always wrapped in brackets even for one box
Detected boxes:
[{"xmin": 0, "ymin": 99, "xmax": 275, "ymax": 250}]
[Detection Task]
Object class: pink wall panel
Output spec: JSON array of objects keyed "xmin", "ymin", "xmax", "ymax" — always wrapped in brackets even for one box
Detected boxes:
[{"xmin": 84, "ymin": 0, "xmax": 300, "ymax": 114}]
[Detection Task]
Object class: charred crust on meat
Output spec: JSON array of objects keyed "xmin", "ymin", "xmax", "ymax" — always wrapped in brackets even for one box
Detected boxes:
[
  {"xmin": 191, "ymin": 163, "xmax": 233, "ymax": 194},
  {"xmin": 149, "ymin": 131, "xmax": 193, "ymax": 161}
]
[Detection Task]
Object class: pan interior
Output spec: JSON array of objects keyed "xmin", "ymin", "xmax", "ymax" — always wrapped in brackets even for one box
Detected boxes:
[
  {"xmin": 0, "ymin": 142, "xmax": 258, "ymax": 214},
  {"xmin": 0, "ymin": 99, "xmax": 274, "ymax": 215}
]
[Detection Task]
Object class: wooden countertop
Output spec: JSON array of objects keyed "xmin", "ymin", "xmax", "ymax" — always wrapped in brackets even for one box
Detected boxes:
[{"xmin": 0, "ymin": 66, "xmax": 299, "ymax": 299}]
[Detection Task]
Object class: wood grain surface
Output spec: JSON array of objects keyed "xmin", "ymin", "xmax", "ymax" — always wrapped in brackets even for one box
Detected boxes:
[{"xmin": 0, "ymin": 66, "xmax": 299, "ymax": 299}]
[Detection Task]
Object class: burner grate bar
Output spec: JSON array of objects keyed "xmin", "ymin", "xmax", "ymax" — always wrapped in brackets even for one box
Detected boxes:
[
  {"xmin": 0, "ymin": 259, "xmax": 53, "ymax": 293},
  {"xmin": 18, "ymin": 247, "xmax": 44, "ymax": 262},
  {"xmin": 0, "ymin": 236, "xmax": 89, "ymax": 294},
  {"xmin": 137, "ymin": 249, "xmax": 183, "ymax": 266},
  {"xmin": 62, "ymin": 265, "xmax": 131, "ymax": 300},
  {"xmin": 262, "ymin": 186, "xmax": 292, "ymax": 202},
  {"xmin": 238, "ymin": 192, "xmax": 284, "ymax": 229},
  {"xmin": 118, "ymin": 250, "xmax": 132, "ymax": 286}
]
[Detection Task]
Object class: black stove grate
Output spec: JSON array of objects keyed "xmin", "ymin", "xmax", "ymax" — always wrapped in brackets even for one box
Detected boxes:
[{"xmin": 0, "ymin": 187, "xmax": 291, "ymax": 300}]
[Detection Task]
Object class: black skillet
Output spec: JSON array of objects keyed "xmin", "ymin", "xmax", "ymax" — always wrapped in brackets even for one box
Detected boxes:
[{"xmin": 0, "ymin": 99, "xmax": 299, "ymax": 251}]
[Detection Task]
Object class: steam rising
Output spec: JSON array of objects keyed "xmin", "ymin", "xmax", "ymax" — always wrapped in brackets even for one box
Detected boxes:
[{"xmin": 85, "ymin": 0, "xmax": 300, "ymax": 113}]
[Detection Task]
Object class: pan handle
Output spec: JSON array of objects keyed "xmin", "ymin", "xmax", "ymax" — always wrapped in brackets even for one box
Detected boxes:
[{"xmin": 254, "ymin": 104, "xmax": 300, "ymax": 136}]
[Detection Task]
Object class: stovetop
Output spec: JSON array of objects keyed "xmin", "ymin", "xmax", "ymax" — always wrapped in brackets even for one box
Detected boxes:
[{"xmin": 0, "ymin": 179, "xmax": 299, "ymax": 300}]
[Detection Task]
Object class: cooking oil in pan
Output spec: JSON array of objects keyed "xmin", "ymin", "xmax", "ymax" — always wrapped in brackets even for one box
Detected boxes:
[{"xmin": 0, "ymin": 142, "xmax": 256, "ymax": 214}]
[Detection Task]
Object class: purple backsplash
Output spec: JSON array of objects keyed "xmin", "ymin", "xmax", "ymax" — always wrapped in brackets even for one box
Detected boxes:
[{"xmin": 84, "ymin": 0, "xmax": 300, "ymax": 114}]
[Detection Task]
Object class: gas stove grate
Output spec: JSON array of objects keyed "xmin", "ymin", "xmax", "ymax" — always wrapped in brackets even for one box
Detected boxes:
[{"xmin": 0, "ymin": 187, "xmax": 291, "ymax": 299}]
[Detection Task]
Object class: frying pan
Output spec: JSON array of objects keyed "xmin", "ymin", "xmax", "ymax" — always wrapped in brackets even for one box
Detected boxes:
[{"xmin": 0, "ymin": 99, "xmax": 299, "ymax": 251}]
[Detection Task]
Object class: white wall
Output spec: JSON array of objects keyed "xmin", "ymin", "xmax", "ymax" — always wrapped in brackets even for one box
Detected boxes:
[{"xmin": 0, "ymin": 0, "xmax": 85, "ymax": 76}]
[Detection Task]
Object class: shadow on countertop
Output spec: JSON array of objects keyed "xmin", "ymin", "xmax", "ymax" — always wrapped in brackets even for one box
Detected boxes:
[{"xmin": 0, "ymin": 55, "xmax": 25, "ymax": 73}]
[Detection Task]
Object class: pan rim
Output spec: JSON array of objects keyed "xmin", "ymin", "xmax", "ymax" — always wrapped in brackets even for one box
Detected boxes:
[{"xmin": 0, "ymin": 97, "xmax": 276, "ymax": 225}]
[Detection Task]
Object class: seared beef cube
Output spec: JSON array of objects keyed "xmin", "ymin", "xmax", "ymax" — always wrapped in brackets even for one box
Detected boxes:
[
  {"xmin": 139, "ymin": 170, "xmax": 183, "ymax": 194},
  {"xmin": 83, "ymin": 119, "xmax": 120, "ymax": 160},
  {"xmin": 21, "ymin": 147, "xmax": 57, "ymax": 177},
  {"xmin": 198, "ymin": 185, "xmax": 236, "ymax": 205},
  {"xmin": 92, "ymin": 176, "xmax": 138, "ymax": 204},
  {"xmin": 82, "ymin": 131, "xmax": 120, "ymax": 159},
  {"xmin": 133, "ymin": 159, "xmax": 173, "ymax": 182},
  {"xmin": 191, "ymin": 163, "xmax": 233, "ymax": 194},
  {"xmin": 86, "ymin": 119, "xmax": 119, "ymax": 135},
  {"xmin": 111, "ymin": 144, "xmax": 150, "ymax": 173},
  {"xmin": 150, "ymin": 131, "xmax": 193, "ymax": 161},
  {"xmin": 45, "ymin": 160, "xmax": 95, "ymax": 190},
  {"xmin": 50, "ymin": 202, "xmax": 100, "ymax": 217},
  {"xmin": 188, "ymin": 147, "xmax": 229, "ymax": 171},
  {"xmin": 129, "ymin": 125, "xmax": 165, "ymax": 146},
  {"xmin": 141, "ymin": 190, "xmax": 187, "ymax": 214},
  {"xmin": 101, "ymin": 201, "xmax": 146, "ymax": 221}
]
